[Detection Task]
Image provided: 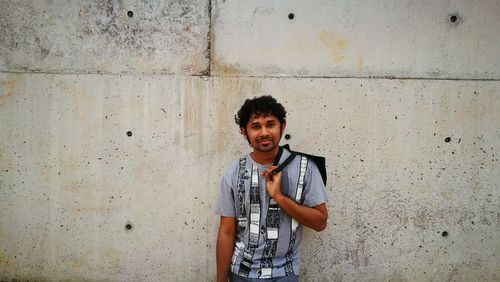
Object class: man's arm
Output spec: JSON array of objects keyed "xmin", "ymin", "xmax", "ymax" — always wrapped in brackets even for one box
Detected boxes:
[
  {"xmin": 263, "ymin": 167, "xmax": 328, "ymax": 232},
  {"xmin": 216, "ymin": 216, "xmax": 236, "ymax": 282}
]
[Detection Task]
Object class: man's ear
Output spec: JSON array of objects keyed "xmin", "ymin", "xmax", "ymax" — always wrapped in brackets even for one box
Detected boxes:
[
  {"xmin": 241, "ymin": 127, "xmax": 252, "ymax": 147},
  {"xmin": 280, "ymin": 122, "xmax": 286, "ymax": 136},
  {"xmin": 240, "ymin": 127, "xmax": 247, "ymax": 138}
]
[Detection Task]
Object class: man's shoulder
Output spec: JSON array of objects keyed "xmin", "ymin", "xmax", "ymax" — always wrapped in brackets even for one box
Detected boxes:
[
  {"xmin": 282, "ymin": 148, "xmax": 311, "ymax": 167},
  {"xmin": 222, "ymin": 155, "xmax": 248, "ymax": 179},
  {"xmin": 224, "ymin": 158, "xmax": 242, "ymax": 171}
]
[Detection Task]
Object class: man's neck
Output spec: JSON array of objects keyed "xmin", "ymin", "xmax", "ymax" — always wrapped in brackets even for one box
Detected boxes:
[{"xmin": 250, "ymin": 147, "xmax": 280, "ymax": 165}]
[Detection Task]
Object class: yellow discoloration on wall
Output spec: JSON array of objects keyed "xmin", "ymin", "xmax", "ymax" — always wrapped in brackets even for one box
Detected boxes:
[
  {"xmin": 388, "ymin": 272, "xmax": 409, "ymax": 282},
  {"xmin": 212, "ymin": 57, "xmax": 243, "ymax": 76},
  {"xmin": 0, "ymin": 250, "xmax": 12, "ymax": 270},
  {"xmin": 0, "ymin": 75, "xmax": 23, "ymax": 106},
  {"xmin": 319, "ymin": 31, "xmax": 347, "ymax": 63},
  {"xmin": 0, "ymin": 90, "xmax": 15, "ymax": 104},
  {"xmin": 0, "ymin": 248, "xmax": 22, "ymax": 277},
  {"xmin": 357, "ymin": 55, "xmax": 364, "ymax": 70},
  {"xmin": 102, "ymin": 248, "xmax": 127, "ymax": 274},
  {"xmin": 54, "ymin": 80, "xmax": 98, "ymax": 123},
  {"xmin": 68, "ymin": 250, "xmax": 94, "ymax": 272}
]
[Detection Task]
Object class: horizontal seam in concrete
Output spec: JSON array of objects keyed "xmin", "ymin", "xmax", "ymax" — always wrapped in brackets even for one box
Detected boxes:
[
  {"xmin": 1, "ymin": 70, "xmax": 499, "ymax": 81},
  {"xmin": 211, "ymin": 74, "xmax": 500, "ymax": 82}
]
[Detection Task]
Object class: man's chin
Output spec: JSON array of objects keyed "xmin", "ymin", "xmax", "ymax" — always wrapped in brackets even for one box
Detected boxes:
[{"xmin": 254, "ymin": 144, "xmax": 278, "ymax": 153}]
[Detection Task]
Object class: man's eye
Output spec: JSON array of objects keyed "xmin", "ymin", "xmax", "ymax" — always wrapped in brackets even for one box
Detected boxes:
[{"xmin": 252, "ymin": 126, "xmax": 260, "ymax": 130}]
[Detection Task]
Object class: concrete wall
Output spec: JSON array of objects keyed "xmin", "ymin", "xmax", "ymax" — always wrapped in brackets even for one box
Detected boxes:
[{"xmin": 0, "ymin": 0, "xmax": 498, "ymax": 281}]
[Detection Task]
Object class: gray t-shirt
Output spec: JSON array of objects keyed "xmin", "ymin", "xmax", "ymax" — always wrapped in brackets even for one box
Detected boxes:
[{"xmin": 216, "ymin": 148, "xmax": 328, "ymax": 279}]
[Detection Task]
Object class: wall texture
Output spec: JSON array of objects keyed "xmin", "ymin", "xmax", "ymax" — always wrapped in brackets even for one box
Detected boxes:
[{"xmin": 0, "ymin": 1, "xmax": 499, "ymax": 281}]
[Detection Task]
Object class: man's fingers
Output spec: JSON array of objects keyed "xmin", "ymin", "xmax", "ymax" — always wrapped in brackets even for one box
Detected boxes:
[
  {"xmin": 263, "ymin": 172, "xmax": 274, "ymax": 182},
  {"xmin": 264, "ymin": 166, "xmax": 283, "ymax": 180},
  {"xmin": 267, "ymin": 166, "xmax": 278, "ymax": 173},
  {"xmin": 273, "ymin": 170, "xmax": 283, "ymax": 181},
  {"xmin": 262, "ymin": 166, "xmax": 280, "ymax": 181}
]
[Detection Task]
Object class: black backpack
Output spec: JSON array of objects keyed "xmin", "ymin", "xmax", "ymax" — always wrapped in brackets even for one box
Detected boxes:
[{"xmin": 273, "ymin": 144, "xmax": 327, "ymax": 186}]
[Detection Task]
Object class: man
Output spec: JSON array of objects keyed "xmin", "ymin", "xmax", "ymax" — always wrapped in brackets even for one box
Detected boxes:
[{"xmin": 216, "ymin": 96, "xmax": 328, "ymax": 282}]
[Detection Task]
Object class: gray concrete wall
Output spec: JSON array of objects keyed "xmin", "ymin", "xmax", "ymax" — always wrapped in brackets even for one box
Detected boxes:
[{"xmin": 0, "ymin": 1, "xmax": 498, "ymax": 281}]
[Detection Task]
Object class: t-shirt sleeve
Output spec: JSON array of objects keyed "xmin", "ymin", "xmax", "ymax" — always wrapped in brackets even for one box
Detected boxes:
[
  {"xmin": 302, "ymin": 159, "xmax": 329, "ymax": 207},
  {"xmin": 215, "ymin": 165, "xmax": 237, "ymax": 217}
]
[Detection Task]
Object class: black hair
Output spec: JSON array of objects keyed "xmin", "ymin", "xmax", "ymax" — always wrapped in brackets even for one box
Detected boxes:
[{"xmin": 235, "ymin": 95, "xmax": 287, "ymax": 128}]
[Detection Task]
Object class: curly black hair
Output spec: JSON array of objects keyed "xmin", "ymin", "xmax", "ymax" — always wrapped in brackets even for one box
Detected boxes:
[{"xmin": 235, "ymin": 95, "xmax": 287, "ymax": 128}]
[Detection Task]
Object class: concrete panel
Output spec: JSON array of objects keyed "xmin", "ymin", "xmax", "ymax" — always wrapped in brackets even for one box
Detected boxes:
[
  {"xmin": 211, "ymin": 77, "xmax": 499, "ymax": 281},
  {"xmin": 0, "ymin": 73, "xmax": 215, "ymax": 281},
  {"xmin": 1, "ymin": 73, "xmax": 499, "ymax": 281},
  {"xmin": 212, "ymin": 0, "xmax": 500, "ymax": 79},
  {"xmin": 0, "ymin": 0, "xmax": 210, "ymax": 75}
]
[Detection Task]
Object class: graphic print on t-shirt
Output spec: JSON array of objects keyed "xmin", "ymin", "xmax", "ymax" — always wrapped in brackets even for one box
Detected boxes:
[
  {"xmin": 259, "ymin": 196, "xmax": 280, "ymax": 278},
  {"xmin": 238, "ymin": 165, "xmax": 261, "ymax": 277},
  {"xmin": 218, "ymin": 149, "xmax": 325, "ymax": 279},
  {"xmin": 284, "ymin": 155, "xmax": 308, "ymax": 276}
]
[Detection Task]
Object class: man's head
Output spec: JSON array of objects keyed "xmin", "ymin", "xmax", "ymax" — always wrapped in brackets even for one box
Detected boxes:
[{"xmin": 235, "ymin": 96, "xmax": 287, "ymax": 152}]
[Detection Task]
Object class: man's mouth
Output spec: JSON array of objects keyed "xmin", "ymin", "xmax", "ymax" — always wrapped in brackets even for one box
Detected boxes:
[{"xmin": 258, "ymin": 139, "xmax": 272, "ymax": 145}]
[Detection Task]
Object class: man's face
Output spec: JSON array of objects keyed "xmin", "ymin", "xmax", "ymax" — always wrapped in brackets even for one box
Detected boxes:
[{"xmin": 242, "ymin": 114, "xmax": 285, "ymax": 153}]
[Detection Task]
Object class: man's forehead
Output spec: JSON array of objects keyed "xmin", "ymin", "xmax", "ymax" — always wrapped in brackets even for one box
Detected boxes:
[{"xmin": 248, "ymin": 113, "xmax": 279, "ymax": 123}]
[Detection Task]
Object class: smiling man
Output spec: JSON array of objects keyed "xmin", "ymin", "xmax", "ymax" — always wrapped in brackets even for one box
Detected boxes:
[{"xmin": 216, "ymin": 96, "xmax": 328, "ymax": 282}]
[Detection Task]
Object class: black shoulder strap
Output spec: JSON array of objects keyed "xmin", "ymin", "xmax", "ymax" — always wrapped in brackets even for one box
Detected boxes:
[
  {"xmin": 272, "ymin": 145, "xmax": 296, "ymax": 174},
  {"xmin": 274, "ymin": 144, "xmax": 327, "ymax": 186},
  {"xmin": 273, "ymin": 147, "xmax": 284, "ymax": 166},
  {"xmin": 274, "ymin": 152, "xmax": 297, "ymax": 174}
]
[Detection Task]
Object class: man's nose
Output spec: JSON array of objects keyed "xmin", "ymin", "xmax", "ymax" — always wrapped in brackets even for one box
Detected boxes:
[{"xmin": 261, "ymin": 127, "xmax": 270, "ymax": 136}]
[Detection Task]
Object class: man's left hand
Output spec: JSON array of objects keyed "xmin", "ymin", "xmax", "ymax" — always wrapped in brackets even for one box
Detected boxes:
[{"xmin": 263, "ymin": 166, "xmax": 283, "ymax": 199}]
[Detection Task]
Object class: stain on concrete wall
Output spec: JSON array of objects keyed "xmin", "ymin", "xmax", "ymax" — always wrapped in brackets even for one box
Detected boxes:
[
  {"xmin": 212, "ymin": 0, "xmax": 500, "ymax": 79},
  {"xmin": 1, "ymin": 0, "xmax": 499, "ymax": 281},
  {"xmin": 0, "ymin": 0, "xmax": 210, "ymax": 75}
]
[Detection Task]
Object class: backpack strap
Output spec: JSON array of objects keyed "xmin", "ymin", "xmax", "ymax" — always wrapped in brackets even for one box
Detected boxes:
[
  {"xmin": 272, "ymin": 152, "xmax": 297, "ymax": 175},
  {"xmin": 274, "ymin": 144, "xmax": 327, "ymax": 186}
]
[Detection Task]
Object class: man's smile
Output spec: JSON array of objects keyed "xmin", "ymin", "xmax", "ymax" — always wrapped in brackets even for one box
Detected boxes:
[{"xmin": 258, "ymin": 139, "xmax": 272, "ymax": 145}]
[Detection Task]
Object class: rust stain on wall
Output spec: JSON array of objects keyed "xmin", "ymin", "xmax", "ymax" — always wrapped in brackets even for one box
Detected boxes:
[
  {"xmin": 0, "ymin": 91, "xmax": 15, "ymax": 105},
  {"xmin": 0, "ymin": 247, "xmax": 22, "ymax": 276},
  {"xmin": 102, "ymin": 248, "xmax": 127, "ymax": 274},
  {"xmin": 0, "ymin": 76, "xmax": 22, "ymax": 106},
  {"xmin": 319, "ymin": 31, "xmax": 347, "ymax": 63},
  {"xmin": 212, "ymin": 57, "xmax": 243, "ymax": 76},
  {"xmin": 54, "ymin": 80, "xmax": 98, "ymax": 121},
  {"xmin": 357, "ymin": 55, "xmax": 364, "ymax": 71},
  {"xmin": 388, "ymin": 272, "xmax": 408, "ymax": 282}
]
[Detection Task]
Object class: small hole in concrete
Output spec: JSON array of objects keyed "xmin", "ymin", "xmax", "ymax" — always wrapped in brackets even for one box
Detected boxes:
[
  {"xmin": 445, "ymin": 137, "xmax": 451, "ymax": 143},
  {"xmin": 285, "ymin": 134, "xmax": 291, "ymax": 140},
  {"xmin": 441, "ymin": 231, "xmax": 448, "ymax": 237},
  {"xmin": 127, "ymin": 11, "xmax": 134, "ymax": 18},
  {"xmin": 125, "ymin": 223, "xmax": 133, "ymax": 230},
  {"xmin": 127, "ymin": 131, "xmax": 133, "ymax": 137},
  {"xmin": 447, "ymin": 13, "xmax": 462, "ymax": 25},
  {"xmin": 288, "ymin": 13, "xmax": 295, "ymax": 20}
]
